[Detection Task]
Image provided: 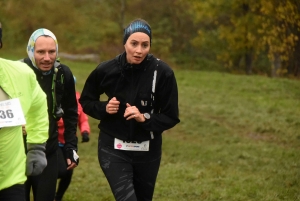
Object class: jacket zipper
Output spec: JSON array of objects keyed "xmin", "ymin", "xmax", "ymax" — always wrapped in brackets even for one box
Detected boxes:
[{"xmin": 129, "ymin": 67, "xmax": 134, "ymax": 140}]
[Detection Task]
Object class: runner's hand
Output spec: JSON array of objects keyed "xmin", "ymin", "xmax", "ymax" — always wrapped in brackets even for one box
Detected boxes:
[
  {"xmin": 26, "ymin": 143, "xmax": 47, "ymax": 176},
  {"xmin": 66, "ymin": 149, "xmax": 79, "ymax": 170}
]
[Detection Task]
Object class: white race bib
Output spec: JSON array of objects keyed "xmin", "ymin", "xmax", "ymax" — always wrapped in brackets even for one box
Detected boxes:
[
  {"xmin": 0, "ymin": 98, "xmax": 26, "ymax": 128},
  {"xmin": 114, "ymin": 138, "xmax": 149, "ymax": 151}
]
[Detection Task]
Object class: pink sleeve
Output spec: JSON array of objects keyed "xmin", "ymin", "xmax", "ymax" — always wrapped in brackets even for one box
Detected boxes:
[
  {"xmin": 76, "ymin": 92, "xmax": 91, "ymax": 135},
  {"xmin": 57, "ymin": 118, "xmax": 65, "ymax": 144}
]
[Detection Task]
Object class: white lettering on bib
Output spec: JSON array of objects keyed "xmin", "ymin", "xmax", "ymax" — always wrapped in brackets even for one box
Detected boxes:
[
  {"xmin": 114, "ymin": 138, "xmax": 149, "ymax": 151},
  {"xmin": 0, "ymin": 98, "xmax": 26, "ymax": 128}
]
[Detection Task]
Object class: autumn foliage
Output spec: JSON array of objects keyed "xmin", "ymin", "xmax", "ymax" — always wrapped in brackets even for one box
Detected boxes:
[{"xmin": 0, "ymin": 0, "xmax": 299, "ymax": 77}]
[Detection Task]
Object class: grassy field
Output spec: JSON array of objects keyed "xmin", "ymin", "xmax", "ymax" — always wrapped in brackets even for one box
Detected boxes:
[
  {"xmin": 3, "ymin": 54, "xmax": 300, "ymax": 200},
  {"xmin": 59, "ymin": 59, "xmax": 300, "ymax": 201}
]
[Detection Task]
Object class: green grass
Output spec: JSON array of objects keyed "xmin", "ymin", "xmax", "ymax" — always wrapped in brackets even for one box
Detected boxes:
[{"xmin": 4, "ymin": 55, "xmax": 300, "ymax": 200}]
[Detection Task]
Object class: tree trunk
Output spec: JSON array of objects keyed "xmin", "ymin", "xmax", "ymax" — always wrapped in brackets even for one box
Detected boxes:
[
  {"xmin": 245, "ymin": 51, "xmax": 252, "ymax": 75},
  {"xmin": 271, "ymin": 53, "xmax": 281, "ymax": 77},
  {"xmin": 119, "ymin": 0, "xmax": 126, "ymax": 29},
  {"xmin": 293, "ymin": 33, "xmax": 300, "ymax": 77},
  {"xmin": 243, "ymin": 3, "xmax": 252, "ymax": 75}
]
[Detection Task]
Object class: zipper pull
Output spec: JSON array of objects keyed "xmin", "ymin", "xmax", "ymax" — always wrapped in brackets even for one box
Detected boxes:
[{"xmin": 150, "ymin": 131, "xmax": 154, "ymax": 139}]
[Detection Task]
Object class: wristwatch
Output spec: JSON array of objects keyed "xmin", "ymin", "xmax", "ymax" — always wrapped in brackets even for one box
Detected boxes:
[{"xmin": 143, "ymin": 113, "xmax": 150, "ymax": 120}]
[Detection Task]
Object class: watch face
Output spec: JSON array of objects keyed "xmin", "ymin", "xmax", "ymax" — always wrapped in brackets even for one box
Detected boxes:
[{"xmin": 144, "ymin": 113, "xmax": 150, "ymax": 119}]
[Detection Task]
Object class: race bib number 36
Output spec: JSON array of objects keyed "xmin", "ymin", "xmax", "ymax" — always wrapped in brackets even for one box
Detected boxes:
[
  {"xmin": 114, "ymin": 138, "xmax": 149, "ymax": 151},
  {"xmin": 0, "ymin": 98, "xmax": 26, "ymax": 128}
]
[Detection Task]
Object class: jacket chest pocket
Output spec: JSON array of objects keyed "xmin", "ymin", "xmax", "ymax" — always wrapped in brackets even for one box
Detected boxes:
[{"xmin": 136, "ymin": 91, "xmax": 152, "ymax": 110}]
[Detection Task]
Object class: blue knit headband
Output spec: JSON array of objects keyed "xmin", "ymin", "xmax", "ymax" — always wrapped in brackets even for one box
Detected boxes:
[{"xmin": 123, "ymin": 19, "xmax": 151, "ymax": 45}]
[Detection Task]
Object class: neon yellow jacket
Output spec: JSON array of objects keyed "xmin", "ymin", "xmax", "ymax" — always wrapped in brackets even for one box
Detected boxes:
[{"xmin": 0, "ymin": 58, "xmax": 48, "ymax": 190}]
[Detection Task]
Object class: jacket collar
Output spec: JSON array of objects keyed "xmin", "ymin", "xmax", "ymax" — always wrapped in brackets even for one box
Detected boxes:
[{"xmin": 119, "ymin": 52, "xmax": 152, "ymax": 71}]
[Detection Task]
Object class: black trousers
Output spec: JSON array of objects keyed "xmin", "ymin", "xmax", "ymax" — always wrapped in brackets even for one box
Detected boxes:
[
  {"xmin": 25, "ymin": 150, "xmax": 58, "ymax": 201},
  {"xmin": 98, "ymin": 132, "xmax": 162, "ymax": 201},
  {"xmin": 55, "ymin": 146, "xmax": 73, "ymax": 201},
  {"xmin": 0, "ymin": 184, "xmax": 25, "ymax": 201}
]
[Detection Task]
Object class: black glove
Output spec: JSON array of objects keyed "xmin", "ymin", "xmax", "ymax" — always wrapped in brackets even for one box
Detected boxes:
[
  {"xmin": 81, "ymin": 131, "xmax": 90, "ymax": 143},
  {"xmin": 66, "ymin": 149, "xmax": 79, "ymax": 165},
  {"xmin": 26, "ymin": 143, "xmax": 47, "ymax": 176}
]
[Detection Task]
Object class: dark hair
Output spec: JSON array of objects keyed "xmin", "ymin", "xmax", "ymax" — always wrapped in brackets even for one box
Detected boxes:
[{"xmin": 123, "ymin": 18, "xmax": 151, "ymax": 45}]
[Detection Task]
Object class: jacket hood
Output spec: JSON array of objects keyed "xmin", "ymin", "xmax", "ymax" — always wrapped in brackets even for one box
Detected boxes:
[{"xmin": 26, "ymin": 28, "xmax": 58, "ymax": 70}]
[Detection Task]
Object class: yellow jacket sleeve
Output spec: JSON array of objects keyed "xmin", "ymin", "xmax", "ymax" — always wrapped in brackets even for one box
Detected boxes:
[{"xmin": 25, "ymin": 67, "xmax": 49, "ymax": 144}]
